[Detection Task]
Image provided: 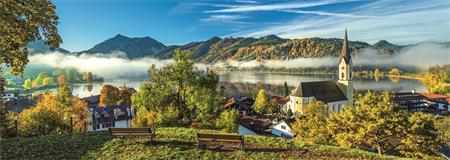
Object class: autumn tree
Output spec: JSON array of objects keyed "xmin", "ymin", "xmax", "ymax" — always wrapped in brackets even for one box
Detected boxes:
[
  {"xmin": 253, "ymin": 89, "xmax": 268, "ymax": 114},
  {"xmin": 22, "ymin": 79, "xmax": 32, "ymax": 90},
  {"xmin": 133, "ymin": 107, "xmax": 157, "ymax": 128},
  {"xmin": 19, "ymin": 93, "xmax": 64, "ymax": 136},
  {"xmin": 1, "ymin": 0, "xmax": 61, "ymax": 138},
  {"xmin": 99, "ymin": 84, "xmax": 121, "ymax": 106},
  {"xmin": 19, "ymin": 90, "xmax": 88, "ymax": 135},
  {"xmin": 0, "ymin": 0, "xmax": 61, "ymax": 76},
  {"xmin": 292, "ymin": 101, "xmax": 331, "ymax": 144},
  {"xmin": 83, "ymin": 72, "xmax": 93, "ymax": 82},
  {"xmin": 42, "ymin": 77, "xmax": 54, "ymax": 86},
  {"xmin": 388, "ymin": 68, "xmax": 401, "ymax": 76},
  {"xmin": 215, "ymin": 109, "xmax": 239, "ymax": 132},
  {"xmin": 327, "ymin": 91, "xmax": 442, "ymax": 158},
  {"xmin": 57, "ymin": 86, "xmax": 73, "ymax": 107},
  {"xmin": 58, "ymin": 75, "xmax": 67, "ymax": 85},
  {"xmin": 397, "ymin": 112, "xmax": 441, "ymax": 159}
]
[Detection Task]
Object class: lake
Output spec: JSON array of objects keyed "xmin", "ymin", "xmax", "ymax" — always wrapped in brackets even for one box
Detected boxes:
[{"xmin": 39, "ymin": 72, "xmax": 427, "ymax": 98}]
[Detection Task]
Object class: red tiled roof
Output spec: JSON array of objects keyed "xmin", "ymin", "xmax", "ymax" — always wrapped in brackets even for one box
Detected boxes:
[
  {"xmin": 419, "ymin": 93, "xmax": 449, "ymax": 100},
  {"xmin": 238, "ymin": 115, "xmax": 272, "ymax": 134}
]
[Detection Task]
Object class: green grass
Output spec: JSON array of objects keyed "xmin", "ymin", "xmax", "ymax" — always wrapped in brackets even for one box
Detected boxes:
[{"xmin": 1, "ymin": 127, "xmax": 405, "ymax": 160}]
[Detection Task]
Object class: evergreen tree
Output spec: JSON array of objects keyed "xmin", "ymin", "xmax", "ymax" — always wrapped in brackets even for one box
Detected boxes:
[{"xmin": 283, "ymin": 81, "xmax": 289, "ymax": 97}]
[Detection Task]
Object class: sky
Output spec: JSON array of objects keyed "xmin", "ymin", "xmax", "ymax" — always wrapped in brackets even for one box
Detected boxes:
[{"xmin": 53, "ymin": 0, "xmax": 450, "ymax": 52}]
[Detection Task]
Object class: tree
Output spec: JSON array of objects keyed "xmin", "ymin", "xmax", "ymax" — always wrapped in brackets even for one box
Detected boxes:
[
  {"xmin": 83, "ymin": 72, "xmax": 93, "ymax": 82},
  {"xmin": 19, "ymin": 90, "xmax": 88, "ymax": 136},
  {"xmin": 6, "ymin": 81, "xmax": 15, "ymax": 87},
  {"xmin": 22, "ymin": 79, "xmax": 32, "ymax": 90},
  {"xmin": 118, "ymin": 87, "xmax": 134, "ymax": 105},
  {"xmin": 327, "ymin": 91, "xmax": 442, "ymax": 158},
  {"xmin": 99, "ymin": 85, "xmax": 120, "ymax": 106},
  {"xmin": 285, "ymin": 108, "xmax": 294, "ymax": 120},
  {"xmin": 388, "ymin": 68, "xmax": 401, "ymax": 76},
  {"xmin": 215, "ymin": 109, "xmax": 239, "ymax": 132},
  {"xmin": 132, "ymin": 107, "xmax": 157, "ymax": 128},
  {"xmin": 58, "ymin": 75, "xmax": 67, "ymax": 85},
  {"xmin": 253, "ymin": 89, "xmax": 268, "ymax": 114},
  {"xmin": 283, "ymin": 81, "xmax": 289, "ymax": 97},
  {"xmin": 19, "ymin": 93, "xmax": 64, "ymax": 136},
  {"xmin": 0, "ymin": 0, "xmax": 61, "ymax": 76},
  {"xmin": 132, "ymin": 49, "xmax": 222, "ymax": 128},
  {"xmin": 68, "ymin": 98, "xmax": 89, "ymax": 133},
  {"xmin": 53, "ymin": 69, "xmax": 65, "ymax": 77},
  {"xmin": 435, "ymin": 116, "xmax": 450, "ymax": 146},
  {"xmin": 327, "ymin": 92, "xmax": 407, "ymax": 155},
  {"xmin": 292, "ymin": 101, "xmax": 331, "ymax": 144},
  {"xmin": 398, "ymin": 112, "xmax": 441, "ymax": 159},
  {"xmin": 0, "ymin": 99, "xmax": 8, "ymax": 138},
  {"xmin": 42, "ymin": 77, "xmax": 54, "ymax": 86},
  {"xmin": 57, "ymin": 86, "xmax": 73, "ymax": 107}
]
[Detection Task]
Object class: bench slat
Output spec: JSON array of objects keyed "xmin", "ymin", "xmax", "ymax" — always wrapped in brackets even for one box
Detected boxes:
[
  {"xmin": 197, "ymin": 133, "xmax": 242, "ymax": 140},
  {"xmin": 111, "ymin": 133, "xmax": 153, "ymax": 136}
]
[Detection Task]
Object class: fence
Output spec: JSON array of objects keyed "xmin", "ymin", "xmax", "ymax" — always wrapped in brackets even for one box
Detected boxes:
[{"xmin": 6, "ymin": 118, "xmax": 88, "ymax": 138}]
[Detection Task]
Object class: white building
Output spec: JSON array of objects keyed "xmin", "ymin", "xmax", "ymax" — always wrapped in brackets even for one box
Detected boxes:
[
  {"xmin": 286, "ymin": 29, "xmax": 354, "ymax": 116},
  {"xmin": 271, "ymin": 120, "xmax": 294, "ymax": 139},
  {"xmin": 2, "ymin": 90, "xmax": 18, "ymax": 101}
]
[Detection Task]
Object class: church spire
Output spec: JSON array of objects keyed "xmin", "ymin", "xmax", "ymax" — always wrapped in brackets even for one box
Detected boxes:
[{"xmin": 340, "ymin": 28, "xmax": 351, "ymax": 64}]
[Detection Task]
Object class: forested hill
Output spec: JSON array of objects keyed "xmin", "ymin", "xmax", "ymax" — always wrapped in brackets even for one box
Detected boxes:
[
  {"xmin": 28, "ymin": 34, "xmax": 414, "ymax": 62},
  {"xmin": 156, "ymin": 36, "xmax": 402, "ymax": 63}
]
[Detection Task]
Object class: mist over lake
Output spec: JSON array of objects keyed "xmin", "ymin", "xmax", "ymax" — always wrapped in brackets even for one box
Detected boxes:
[{"xmin": 34, "ymin": 72, "xmax": 426, "ymax": 98}]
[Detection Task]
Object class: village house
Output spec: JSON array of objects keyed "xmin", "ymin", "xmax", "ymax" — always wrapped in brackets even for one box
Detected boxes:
[
  {"xmin": 393, "ymin": 90, "xmax": 428, "ymax": 112},
  {"xmin": 87, "ymin": 104, "xmax": 135, "ymax": 131},
  {"xmin": 286, "ymin": 29, "xmax": 354, "ymax": 117},
  {"xmin": 224, "ymin": 95, "xmax": 255, "ymax": 115},
  {"xmin": 82, "ymin": 94, "xmax": 135, "ymax": 131},
  {"xmin": 419, "ymin": 92, "xmax": 450, "ymax": 112},
  {"xmin": 237, "ymin": 115, "xmax": 272, "ymax": 135},
  {"xmin": 2, "ymin": 90, "xmax": 19, "ymax": 101},
  {"xmin": 270, "ymin": 119, "xmax": 295, "ymax": 139},
  {"xmin": 5, "ymin": 97, "xmax": 36, "ymax": 113}
]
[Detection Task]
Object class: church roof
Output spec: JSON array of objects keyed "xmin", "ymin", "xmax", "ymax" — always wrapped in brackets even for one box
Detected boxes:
[
  {"xmin": 340, "ymin": 28, "xmax": 351, "ymax": 64},
  {"xmin": 290, "ymin": 80, "xmax": 347, "ymax": 103}
]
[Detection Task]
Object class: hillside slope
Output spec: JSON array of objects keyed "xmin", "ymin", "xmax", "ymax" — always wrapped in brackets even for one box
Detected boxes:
[
  {"xmin": 79, "ymin": 34, "xmax": 166, "ymax": 59},
  {"xmin": 0, "ymin": 127, "xmax": 403, "ymax": 160}
]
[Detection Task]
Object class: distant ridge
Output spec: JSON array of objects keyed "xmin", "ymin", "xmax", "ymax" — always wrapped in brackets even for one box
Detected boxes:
[
  {"xmin": 79, "ymin": 34, "xmax": 166, "ymax": 59},
  {"xmin": 30, "ymin": 34, "xmax": 449, "ymax": 63}
]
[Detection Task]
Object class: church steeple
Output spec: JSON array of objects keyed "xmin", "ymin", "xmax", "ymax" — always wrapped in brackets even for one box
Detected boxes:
[
  {"xmin": 340, "ymin": 28, "xmax": 351, "ymax": 65},
  {"xmin": 337, "ymin": 28, "xmax": 354, "ymax": 105}
]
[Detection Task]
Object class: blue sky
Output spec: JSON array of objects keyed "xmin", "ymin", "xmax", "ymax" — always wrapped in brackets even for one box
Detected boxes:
[{"xmin": 54, "ymin": 0, "xmax": 450, "ymax": 52}]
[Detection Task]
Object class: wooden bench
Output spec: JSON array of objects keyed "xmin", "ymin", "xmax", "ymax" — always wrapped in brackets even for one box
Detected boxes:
[
  {"xmin": 108, "ymin": 128, "xmax": 156, "ymax": 141},
  {"xmin": 197, "ymin": 133, "xmax": 244, "ymax": 150}
]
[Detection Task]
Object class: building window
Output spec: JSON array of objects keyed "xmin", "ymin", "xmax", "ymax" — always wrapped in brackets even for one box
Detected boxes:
[
  {"xmin": 281, "ymin": 125, "xmax": 286, "ymax": 130},
  {"xmin": 341, "ymin": 72, "xmax": 344, "ymax": 79},
  {"xmin": 102, "ymin": 124, "xmax": 105, "ymax": 128}
]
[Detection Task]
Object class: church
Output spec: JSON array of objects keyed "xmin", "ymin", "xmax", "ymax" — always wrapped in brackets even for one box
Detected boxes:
[{"xmin": 286, "ymin": 29, "xmax": 354, "ymax": 116}]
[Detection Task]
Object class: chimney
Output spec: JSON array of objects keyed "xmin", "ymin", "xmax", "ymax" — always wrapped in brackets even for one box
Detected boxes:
[{"xmin": 412, "ymin": 89, "xmax": 416, "ymax": 93}]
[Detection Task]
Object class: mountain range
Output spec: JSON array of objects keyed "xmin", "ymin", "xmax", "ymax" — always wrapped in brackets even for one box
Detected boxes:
[{"xmin": 27, "ymin": 34, "xmax": 447, "ymax": 63}]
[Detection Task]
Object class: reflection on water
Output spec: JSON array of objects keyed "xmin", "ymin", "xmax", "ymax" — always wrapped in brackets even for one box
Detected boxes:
[{"xmin": 41, "ymin": 72, "xmax": 426, "ymax": 98}]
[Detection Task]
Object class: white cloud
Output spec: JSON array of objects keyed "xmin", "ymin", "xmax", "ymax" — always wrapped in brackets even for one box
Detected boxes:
[
  {"xmin": 204, "ymin": 0, "xmax": 356, "ymax": 13},
  {"xmin": 232, "ymin": 0, "xmax": 450, "ymax": 44},
  {"xmin": 200, "ymin": 15, "xmax": 249, "ymax": 23}
]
